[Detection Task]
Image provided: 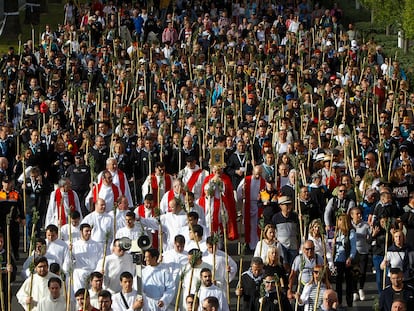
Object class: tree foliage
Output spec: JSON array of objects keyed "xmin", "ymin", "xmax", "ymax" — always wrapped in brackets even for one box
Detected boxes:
[{"xmin": 359, "ymin": 0, "xmax": 414, "ymax": 39}]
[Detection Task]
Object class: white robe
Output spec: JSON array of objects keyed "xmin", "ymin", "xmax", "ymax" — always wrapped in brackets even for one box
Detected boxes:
[
  {"xmin": 159, "ymin": 190, "xmax": 185, "ymax": 215},
  {"xmin": 85, "ymin": 183, "xmax": 121, "ymax": 212},
  {"xmin": 237, "ymin": 177, "xmax": 262, "ymax": 249},
  {"xmin": 64, "ymin": 239, "xmax": 103, "ymax": 292},
  {"xmin": 96, "ymin": 253, "xmax": 136, "ymax": 293},
  {"xmin": 37, "ymin": 294, "xmax": 71, "ymax": 311},
  {"xmin": 162, "ymin": 249, "xmax": 188, "ymax": 281},
  {"xmin": 142, "ymin": 263, "xmax": 176, "ymax": 311},
  {"xmin": 108, "ymin": 209, "xmax": 129, "ymax": 232},
  {"xmin": 45, "ymin": 190, "xmax": 82, "ymax": 227},
  {"xmin": 112, "ymin": 289, "xmax": 139, "ymax": 311},
  {"xmin": 198, "ymin": 285, "xmax": 229, "ymax": 311},
  {"xmin": 143, "ymin": 211, "xmax": 188, "ymax": 251},
  {"xmin": 179, "ymin": 262, "xmax": 212, "ymax": 310},
  {"xmin": 97, "ymin": 169, "xmax": 134, "ymax": 207},
  {"xmin": 16, "ymin": 272, "xmax": 63, "ymax": 311},
  {"xmin": 81, "ymin": 211, "xmax": 113, "ymax": 244},
  {"xmin": 46, "ymin": 239, "xmax": 69, "ymax": 268},
  {"xmin": 177, "ymin": 166, "xmax": 208, "ymax": 199},
  {"xmin": 60, "ymin": 224, "xmax": 80, "ymax": 245},
  {"xmin": 141, "ymin": 174, "xmax": 174, "ymax": 202},
  {"xmin": 202, "ymin": 249, "xmax": 237, "ymax": 291}
]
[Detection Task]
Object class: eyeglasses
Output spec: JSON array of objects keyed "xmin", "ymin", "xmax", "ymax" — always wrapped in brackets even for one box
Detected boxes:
[
  {"xmin": 313, "ymin": 270, "xmax": 321, "ymax": 274},
  {"xmin": 265, "ymin": 280, "xmax": 276, "ymax": 284},
  {"xmin": 402, "ymin": 164, "xmax": 411, "ymax": 167},
  {"xmin": 304, "ymin": 247, "xmax": 314, "ymax": 251},
  {"xmin": 338, "ymin": 190, "xmax": 346, "ymax": 193}
]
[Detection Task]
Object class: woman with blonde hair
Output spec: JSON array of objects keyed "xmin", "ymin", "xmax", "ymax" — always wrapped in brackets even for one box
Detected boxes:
[
  {"xmin": 254, "ymin": 224, "xmax": 283, "ymax": 263},
  {"xmin": 332, "ymin": 213, "xmax": 356, "ymax": 307},
  {"xmin": 263, "ymin": 245, "xmax": 288, "ymax": 292},
  {"xmin": 307, "ymin": 219, "xmax": 332, "ymax": 264},
  {"xmin": 298, "ymin": 264, "xmax": 332, "ymax": 311}
]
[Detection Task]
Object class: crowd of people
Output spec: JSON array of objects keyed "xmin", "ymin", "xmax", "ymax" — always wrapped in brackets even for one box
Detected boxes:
[{"xmin": 0, "ymin": 0, "xmax": 414, "ymax": 310}]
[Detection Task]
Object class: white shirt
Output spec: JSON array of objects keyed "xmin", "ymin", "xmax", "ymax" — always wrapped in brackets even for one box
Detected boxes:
[
  {"xmin": 202, "ymin": 250, "xmax": 237, "ymax": 290},
  {"xmin": 97, "ymin": 169, "xmax": 133, "ymax": 207},
  {"xmin": 46, "ymin": 239, "xmax": 69, "ymax": 268},
  {"xmin": 17, "ymin": 272, "xmax": 63, "ymax": 311},
  {"xmin": 85, "ymin": 183, "xmax": 121, "ymax": 212},
  {"xmin": 112, "ymin": 289, "xmax": 139, "ymax": 311},
  {"xmin": 60, "ymin": 224, "xmax": 80, "ymax": 245},
  {"xmin": 142, "ymin": 263, "xmax": 176, "ymax": 310},
  {"xmin": 96, "ymin": 253, "xmax": 136, "ymax": 293},
  {"xmin": 198, "ymin": 285, "xmax": 229, "ymax": 311},
  {"xmin": 81, "ymin": 211, "xmax": 113, "ymax": 244},
  {"xmin": 45, "ymin": 189, "xmax": 82, "ymax": 227},
  {"xmin": 37, "ymin": 294, "xmax": 70, "ymax": 311}
]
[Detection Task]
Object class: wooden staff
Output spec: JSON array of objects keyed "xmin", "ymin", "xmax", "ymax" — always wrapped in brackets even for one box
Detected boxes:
[
  {"xmin": 0, "ymin": 255, "xmax": 5, "ymax": 311},
  {"xmin": 175, "ymin": 270, "xmax": 184, "ymax": 311},
  {"xmin": 313, "ymin": 267, "xmax": 325, "ymax": 311},
  {"xmin": 383, "ymin": 218, "xmax": 391, "ymax": 290},
  {"xmin": 220, "ymin": 198, "xmax": 230, "ymax": 302},
  {"xmin": 22, "ymin": 154, "xmax": 27, "ymax": 252},
  {"xmin": 236, "ymin": 244, "xmax": 245, "ymax": 311},
  {"xmin": 28, "ymin": 208, "xmax": 40, "ymax": 311},
  {"xmin": 101, "ymin": 231, "xmax": 111, "ymax": 276},
  {"xmin": 5, "ymin": 207, "xmax": 14, "ymax": 311}
]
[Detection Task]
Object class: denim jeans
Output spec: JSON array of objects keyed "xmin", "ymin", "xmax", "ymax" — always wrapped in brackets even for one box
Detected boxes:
[{"xmin": 373, "ymin": 254, "xmax": 384, "ymax": 294}]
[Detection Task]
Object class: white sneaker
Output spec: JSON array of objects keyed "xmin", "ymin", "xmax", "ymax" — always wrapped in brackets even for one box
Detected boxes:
[
  {"xmin": 359, "ymin": 289, "xmax": 365, "ymax": 301},
  {"xmin": 353, "ymin": 293, "xmax": 359, "ymax": 302}
]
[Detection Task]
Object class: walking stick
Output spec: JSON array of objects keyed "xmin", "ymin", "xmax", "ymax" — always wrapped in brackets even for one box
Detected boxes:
[
  {"xmin": 175, "ymin": 270, "xmax": 185, "ymax": 311},
  {"xmin": 236, "ymin": 244, "xmax": 245, "ymax": 311},
  {"xmin": 220, "ymin": 198, "xmax": 230, "ymax": 302},
  {"xmin": 211, "ymin": 233, "xmax": 219, "ymax": 281},
  {"xmin": 28, "ymin": 208, "xmax": 40, "ymax": 311},
  {"xmin": 101, "ymin": 231, "xmax": 111, "ymax": 276},
  {"xmin": 6, "ymin": 208, "xmax": 14, "ymax": 311},
  {"xmin": 383, "ymin": 218, "xmax": 391, "ymax": 290},
  {"xmin": 0, "ymin": 258, "xmax": 4, "ymax": 311},
  {"xmin": 22, "ymin": 155, "xmax": 27, "ymax": 252},
  {"xmin": 191, "ymin": 281, "xmax": 201, "ymax": 311},
  {"xmin": 66, "ymin": 213, "xmax": 73, "ymax": 311}
]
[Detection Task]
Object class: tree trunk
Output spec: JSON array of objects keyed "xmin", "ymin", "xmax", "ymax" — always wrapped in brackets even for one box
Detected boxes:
[
  {"xmin": 39, "ymin": 0, "xmax": 48, "ymax": 13},
  {"xmin": 2, "ymin": 1, "xmax": 21, "ymax": 39}
]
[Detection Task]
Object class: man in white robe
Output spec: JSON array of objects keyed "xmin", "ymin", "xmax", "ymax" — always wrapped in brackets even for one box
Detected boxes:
[
  {"xmin": 96, "ymin": 238, "xmax": 136, "ymax": 294},
  {"xmin": 142, "ymin": 248, "xmax": 175, "ymax": 310},
  {"xmin": 179, "ymin": 249, "xmax": 212, "ymax": 310},
  {"xmin": 177, "ymin": 156, "xmax": 208, "ymax": 199},
  {"xmin": 17, "ymin": 257, "xmax": 63, "ymax": 311},
  {"xmin": 115, "ymin": 211, "xmax": 145, "ymax": 241},
  {"xmin": 202, "ymin": 237, "xmax": 237, "ymax": 295},
  {"xmin": 60, "ymin": 210, "xmax": 81, "ymax": 245},
  {"xmin": 108, "ymin": 195, "xmax": 130, "ymax": 233},
  {"xmin": 85, "ymin": 170, "xmax": 121, "ymax": 212},
  {"xmin": 198, "ymin": 268, "xmax": 229, "ymax": 311},
  {"xmin": 162, "ymin": 234, "xmax": 188, "ymax": 281},
  {"xmin": 141, "ymin": 198, "xmax": 188, "ymax": 251},
  {"xmin": 112, "ymin": 272, "xmax": 143, "ymax": 311},
  {"xmin": 81, "ymin": 199, "xmax": 113, "ymax": 246},
  {"xmin": 45, "ymin": 178, "xmax": 82, "ymax": 227},
  {"xmin": 97, "ymin": 157, "xmax": 134, "ymax": 207},
  {"xmin": 63, "ymin": 223, "xmax": 103, "ymax": 292},
  {"xmin": 45, "ymin": 225, "xmax": 69, "ymax": 268},
  {"xmin": 37, "ymin": 277, "xmax": 69, "ymax": 311},
  {"xmin": 236, "ymin": 166, "xmax": 265, "ymax": 250}
]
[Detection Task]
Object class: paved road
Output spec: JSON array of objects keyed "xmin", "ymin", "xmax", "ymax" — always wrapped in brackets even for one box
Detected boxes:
[{"xmin": 11, "ymin": 233, "xmax": 379, "ymax": 311}]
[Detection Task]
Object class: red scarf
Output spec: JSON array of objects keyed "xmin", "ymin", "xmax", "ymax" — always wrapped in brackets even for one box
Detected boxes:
[
  {"xmin": 244, "ymin": 176, "xmax": 265, "ymax": 244},
  {"xmin": 187, "ymin": 169, "xmax": 203, "ymax": 192},
  {"xmin": 55, "ymin": 188, "xmax": 75, "ymax": 226},
  {"xmin": 117, "ymin": 169, "xmax": 126, "ymax": 194},
  {"xmin": 150, "ymin": 174, "xmax": 172, "ymax": 206},
  {"xmin": 93, "ymin": 181, "xmax": 120, "ymax": 204}
]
